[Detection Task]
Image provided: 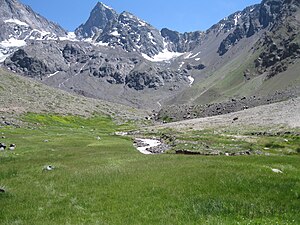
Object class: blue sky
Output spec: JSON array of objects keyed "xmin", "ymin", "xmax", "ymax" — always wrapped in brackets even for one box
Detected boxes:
[{"xmin": 20, "ymin": 0, "xmax": 261, "ymax": 32}]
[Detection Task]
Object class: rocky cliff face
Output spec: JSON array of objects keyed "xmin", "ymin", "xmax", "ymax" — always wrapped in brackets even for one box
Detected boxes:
[{"xmin": 254, "ymin": 0, "xmax": 300, "ymax": 78}]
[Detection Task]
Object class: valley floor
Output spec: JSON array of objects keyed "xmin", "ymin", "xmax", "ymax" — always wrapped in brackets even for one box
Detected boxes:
[{"xmin": 0, "ymin": 112, "xmax": 299, "ymax": 224}]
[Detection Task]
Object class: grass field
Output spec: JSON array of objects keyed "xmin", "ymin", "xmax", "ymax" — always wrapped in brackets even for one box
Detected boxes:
[{"xmin": 0, "ymin": 114, "xmax": 299, "ymax": 224}]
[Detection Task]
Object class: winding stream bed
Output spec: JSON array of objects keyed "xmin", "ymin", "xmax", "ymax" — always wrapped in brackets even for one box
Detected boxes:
[{"xmin": 135, "ymin": 138, "xmax": 162, "ymax": 155}]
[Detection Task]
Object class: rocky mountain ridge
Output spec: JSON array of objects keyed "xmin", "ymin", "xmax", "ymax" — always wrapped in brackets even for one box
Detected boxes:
[
  {"xmin": 0, "ymin": 0, "xmax": 299, "ymax": 110},
  {"xmin": 75, "ymin": 2, "xmax": 204, "ymax": 58}
]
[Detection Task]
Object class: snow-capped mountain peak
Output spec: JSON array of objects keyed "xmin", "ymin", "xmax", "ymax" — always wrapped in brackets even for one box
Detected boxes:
[{"xmin": 0, "ymin": 0, "xmax": 67, "ymax": 62}]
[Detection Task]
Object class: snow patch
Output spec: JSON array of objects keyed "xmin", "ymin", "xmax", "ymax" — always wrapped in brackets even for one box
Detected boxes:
[
  {"xmin": 4, "ymin": 19, "xmax": 29, "ymax": 27},
  {"xmin": 142, "ymin": 50, "xmax": 184, "ymax": 62},
  {"xmin": 59, "ymin": 32, "xmax": 77, "ymax": 41},
  {"xmin": 148, "ymin": 32, "xmax": 157, "ymax": 45},
  {"xmin": 138, "ymin": 19, "xmax": 147, "ymax": 27},
  {"xmin": 219, "ymin": 23, "xmax": 225, "ymax": 32},
  {"xmin": 184, "ymin": 52, "xmax": 193, "ymax": 59},
  {"xmin": 0, "ymin": 52, "xmax": 8, "ymax": 63},
  {"xmin": 47, "ymin": 71, "xmax": 60, "ymax": 78},
  {"xmin": 135, "ymin": 138, "xmax": 161, "ymax": 155},
  {"xmin": 83, "ymin": 38, "xmax": 93, "ymax": 43},
  {"xmin": 101, "ymin": 3, "xmax": 113, "ymax": 10},
  {"xmin": 178, "ymin": 62, "xmax": 184, "ymax": 70},
  {"xmin": 234, "ymin": 13, "xmax": 242, "ymax": 26},
  {"xmin": 83, "ymin": 38, "xmax": 109, "ymax": 46},
  {"xmin": 0, "ymin": 38, "xmax": 26, "ymax": 48},
  {"xmin": 188, "ymin": 76, "xmax": 194, "ymax": 86},
  {"xmin": 95, "ymin": 41, "xmax": 109, "ymax": 46},
  {"xmin": 190, "ymin": 52, "xmax": 201, "ymax": 58},
  {"xmin": 110, "ymin": 30, "xmax": 121, "ymax": 37},
  {"xmin": 195, "ymin": 58, "xmax": 201, "ymax": 61}
]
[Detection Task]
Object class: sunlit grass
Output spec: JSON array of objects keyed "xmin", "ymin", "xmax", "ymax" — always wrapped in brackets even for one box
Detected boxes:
[{"xmin": 0, "ymin": 114, "xmax": 299, "ymax": 224}]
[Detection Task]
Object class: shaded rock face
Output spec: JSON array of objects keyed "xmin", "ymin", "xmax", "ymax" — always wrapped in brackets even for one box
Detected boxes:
[
  {"xmin": 62, "ymin": 44, "xmax": 85, "ymax": 62},
  {"xmin": 217, "ymin": 6, "xmax": 261, "ymax": 56},
  {"xmin": 7, "ymin": 49, "xmax": 50, "ymax": 77},
  {"xmin": 4, "ymin": 41, "xmax": 68, "ymax": 78},
  {"xmin": 253, "ymin": 0, "xmax": 300, "ymax": 78},
  {"xmin": 217, "ymin": 0, "xmax": 300, "ymax": 56},
  {"xmin": 161, "ymin": 28, "xmax": 204, "ymax": 52},
  {"xmin": 125, "ymin": 68, "xmax": 184, "ymax": 90},
  {"xmin": 255, "ymin": 37, "xmax": 300, "ymax": 78},
  {"xmin": 259, "ymin": 0, "xmax": 283, "ymax": 28},
  {"xmin": 75, "ymin": 2, "xmax": 118, "ymax": 39}
]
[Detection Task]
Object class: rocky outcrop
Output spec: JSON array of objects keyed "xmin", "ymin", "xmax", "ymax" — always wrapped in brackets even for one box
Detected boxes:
[
  {"xmin": 217, "ymin": 6, "xmax": 261, "ymax": 56},
  {"xmin": 4, "ymin": 41, "xmax": 68, "ymax": 78},
  {"xmin": 5, "ymin": 49, "xmax": 50, "ymax": 78},
  {"xmin": 161, "ymin": 28, "xmax": 203, "ymax": 52}
]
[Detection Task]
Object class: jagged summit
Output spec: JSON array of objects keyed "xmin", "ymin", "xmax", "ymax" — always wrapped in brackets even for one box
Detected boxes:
[
  {"xmin": 75, "ymin": 2, "xmax": 118, "ymax": 39},
  {"xmin": 75, "ymin": 2, "xmax": 166, "ymax": 57}
]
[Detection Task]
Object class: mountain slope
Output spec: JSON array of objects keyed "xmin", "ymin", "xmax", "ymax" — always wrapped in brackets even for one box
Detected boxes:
[
  {"xmin": 0, "ymin": 0, "xmax": 299, "ymax": 111},
  {"xmin": 0, "ymin": 68, "xmax": 145, "ymax": 122},
  {"xmin": 164, "ymin": 0, "xmax": 300, "ymax": 107}
]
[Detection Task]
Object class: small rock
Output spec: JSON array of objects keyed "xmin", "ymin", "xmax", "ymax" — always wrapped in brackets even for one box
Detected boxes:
[
  {"xmin": 44, "ymin": 165, "xmax": 54, "ymax": 171},
  {"xmin": 271, "ymin": 168, "xmax": 283, "ymax": 174},
  {"xmin": 0, "ymin": 143, "xmax": 6, "ymax": 150},
  {"xmin": 96, "ymin": 136, "xmax": 101, "ymax": 140},
  {"xmin": 9, "ymin": 144, "xmax": 16, "ymax": 151}
]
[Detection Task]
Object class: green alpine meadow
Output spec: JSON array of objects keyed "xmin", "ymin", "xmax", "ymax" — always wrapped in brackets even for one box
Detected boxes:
[{"xmin": 0, "ymin": 114, "xmax": 299, "ymax": 224}]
